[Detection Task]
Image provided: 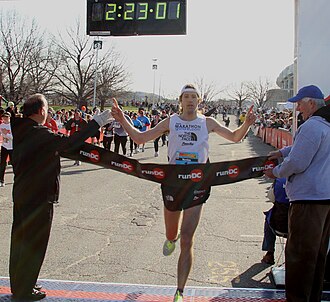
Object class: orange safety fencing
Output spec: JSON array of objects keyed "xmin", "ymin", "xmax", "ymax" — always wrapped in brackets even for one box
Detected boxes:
[{"xmin": 256, "ymin": 126, "xmax": 293, "ymax": 149}]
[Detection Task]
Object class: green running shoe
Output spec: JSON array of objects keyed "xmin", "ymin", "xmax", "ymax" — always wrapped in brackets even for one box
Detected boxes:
[
  {"xmin": 173, "ymin": 290, "xmax": 183, "ymax": 302},
  {"xmin": 163, "ymin": 234, "xmax": 180, "ymax": 256}
]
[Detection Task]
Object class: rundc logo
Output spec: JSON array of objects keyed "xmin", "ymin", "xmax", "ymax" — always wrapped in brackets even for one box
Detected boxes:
[
  {"xmin": 178, "ymin": 169, "xmax": 203, "ymax": 182},
  {"xmin": 111, "ymin": 160, "xmax": 134, "ymax": 173},
  {"xmin": 141, "ymin": 168, "xmax": 165, "ymax": 180},
  {"xmin": 79, "ymin": 150, "xmax": 100, "ymax": 163},
  {"xmin": 251, "ymin": 161, "xmax": 275, "ymax": 172},
  {"xmin": 216, "ymin": 165, "xmax": 240, "ymax": 178}
]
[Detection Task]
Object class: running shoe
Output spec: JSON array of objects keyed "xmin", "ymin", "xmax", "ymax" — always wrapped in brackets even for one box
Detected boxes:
[
  {"xmin": 173, "ymin": 290, "xmax": 183, "ymax": 302},
  {"xmin": 163, "ymin": 234, "xmax": 180, "ymax": 256}
]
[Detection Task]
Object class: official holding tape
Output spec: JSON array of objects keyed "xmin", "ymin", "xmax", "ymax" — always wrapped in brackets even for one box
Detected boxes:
[
  {"xmin": 9, "ymin": 94, "xmax": 112, "ymax": 301},
  {"xmin": 265, "ymin": 85, "xmax": 330, "ymax": 302}
]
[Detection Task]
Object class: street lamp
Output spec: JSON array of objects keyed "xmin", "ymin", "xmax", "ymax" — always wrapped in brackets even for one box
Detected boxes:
[{"xmin": 152, "ymin": 58, "xmax": 158, "ymax": 107}]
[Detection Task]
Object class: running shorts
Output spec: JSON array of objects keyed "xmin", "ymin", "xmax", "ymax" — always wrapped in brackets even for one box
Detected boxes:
[{"xmin": 161, "ymin": 183, "xmax": 211, "ymax": 211}]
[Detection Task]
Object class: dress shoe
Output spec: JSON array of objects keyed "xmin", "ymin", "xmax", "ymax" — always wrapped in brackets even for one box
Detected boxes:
[{"xmin": 13, "ymin": 288, "xmax": 46, "ymax": 301}]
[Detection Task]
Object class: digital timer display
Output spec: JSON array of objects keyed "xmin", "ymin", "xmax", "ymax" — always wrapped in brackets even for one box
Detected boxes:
[{"xmin": 87, "ymin": 0, "xmax": 186, "ymax": 36}]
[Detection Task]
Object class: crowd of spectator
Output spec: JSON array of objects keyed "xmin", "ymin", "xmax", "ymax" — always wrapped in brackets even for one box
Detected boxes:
[
  {"xmin": 254, "ymin": 108, "xmax": 294, "ymax": 131},
  {"xmin": 0, "ymin": 99, "xmax": 298, "ymax": 158}
]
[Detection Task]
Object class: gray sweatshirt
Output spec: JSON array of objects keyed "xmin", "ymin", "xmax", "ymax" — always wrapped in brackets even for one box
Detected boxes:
[{"xmin": 273, "ymin": 106, "xmax": 330, "ymax": 202}]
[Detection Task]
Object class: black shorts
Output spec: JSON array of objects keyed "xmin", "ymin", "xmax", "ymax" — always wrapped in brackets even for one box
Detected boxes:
[{"xmin": 161, "ymin": 183, "xmax": 211, "ymax": 212}]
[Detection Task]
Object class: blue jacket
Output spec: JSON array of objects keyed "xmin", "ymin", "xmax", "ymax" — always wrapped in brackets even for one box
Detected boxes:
[
  {"xmin": 273, "ymin": 178, "xmax": 289, "ymax": 203},
  {"xmin": 273, "ymin": 105, "xmax": 330, "ymax": 202}
]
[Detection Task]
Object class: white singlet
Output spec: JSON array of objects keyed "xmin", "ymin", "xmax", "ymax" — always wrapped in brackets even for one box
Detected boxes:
[{"xmin": 167, "ymin": 113, "xmax": 209, "ymax": 165}]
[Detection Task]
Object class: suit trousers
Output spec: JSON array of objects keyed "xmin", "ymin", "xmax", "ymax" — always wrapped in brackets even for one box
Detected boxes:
[{"xmin": 9, "ymin": 202, "xmax": 53, "ymax": 296}]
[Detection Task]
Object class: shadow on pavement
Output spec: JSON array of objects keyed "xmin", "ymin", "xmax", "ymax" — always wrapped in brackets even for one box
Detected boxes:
[{"xmin": 231, "ymin": 262, "xmax": 275, "ymax": 289}]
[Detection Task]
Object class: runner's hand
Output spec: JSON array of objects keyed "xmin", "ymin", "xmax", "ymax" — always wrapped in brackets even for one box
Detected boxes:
[
  {"xmin": 111, "ymin": 98, "xmax": 125, "ymax": 122},
  {"xmin": 244, "ymin": 105, "xmax": 256, "ymax": 126}
]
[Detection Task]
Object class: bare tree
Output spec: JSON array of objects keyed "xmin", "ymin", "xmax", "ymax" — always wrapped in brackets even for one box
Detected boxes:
[
  {"xmin": 246, "ymin": 78, "xmax": 274, "ymax": 108},
  {"xmin": 97, "ymin": 47, "xmax": 131, "ymax": 110},
  {"xmin": 0, "ymin": 10, "xmax": 57, "ymax": 104},
  {"xmin": 226, "ymin": 82, "xmax": 250, "ymax": 109},
  {"xmin": 26, "ymin": 42, "xmax": 60, "ymax": 96},
  {"xmin": 53, "ymin": 21, "xmax": 131, "ymax": 109},
  {"xmin": 194, "ymin": 77, "xmax": 222, "ymax": 102}
]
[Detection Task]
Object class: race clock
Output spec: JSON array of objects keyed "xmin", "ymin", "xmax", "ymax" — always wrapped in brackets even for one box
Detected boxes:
[{"xmin": 87, "ymin": 0, "xmax": 186, "ymax": 36}]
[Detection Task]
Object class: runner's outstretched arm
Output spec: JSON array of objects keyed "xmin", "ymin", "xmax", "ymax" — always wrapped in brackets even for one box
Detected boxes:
[
  {"xmin": 207, "ymin": 105, "xmax": 256, "ymax": 142},
  {"xmin": 111, "ymin": 98, "xmax": 169, "ymax": 144}
]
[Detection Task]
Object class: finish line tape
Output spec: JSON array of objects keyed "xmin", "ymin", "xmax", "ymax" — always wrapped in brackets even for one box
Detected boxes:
[{"xmin": 61, "ymin": 143, "xmax": 275, "ymax": 188}]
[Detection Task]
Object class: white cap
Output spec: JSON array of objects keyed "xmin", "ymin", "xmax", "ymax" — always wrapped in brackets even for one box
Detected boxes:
[{"xmin": 180, "ymin": 85, "xmax": 200, "ymax": 97}]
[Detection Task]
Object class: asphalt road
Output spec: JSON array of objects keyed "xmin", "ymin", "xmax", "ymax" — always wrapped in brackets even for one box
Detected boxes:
[{"xmin": 0, "ymin": 115, "xmax": 280, "ymax": 289}]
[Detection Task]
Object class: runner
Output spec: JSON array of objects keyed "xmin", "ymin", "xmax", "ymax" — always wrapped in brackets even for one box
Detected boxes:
[
  {"xmin": 111, "ymin": 84, "xmax": 256, "ymax": 302},
  {"xmin": 136, "ymin": 108, "xmax": 150, "ymax": 152}
]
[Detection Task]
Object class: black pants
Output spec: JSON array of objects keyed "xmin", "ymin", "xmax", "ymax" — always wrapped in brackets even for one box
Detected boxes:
[
  {"xmin": 103, "ymin": 136, "xmax": 113, "ymax": 151},
  {"xmin": 114, "ymin": 134, "xmax": 128, "ymax": 155},
  {"xmin": 9, "ymin": 202, "xmax": 53, "ymax": 296},
  {"xmin": 129, "ymin": 138, "xmax": 138, "ymax": 153},
  {"xmin": 0, "ymin": 146, "xmax": 13, "ymax": 182},
  {"xmin": 154, "ymin": 136, "xmax": 161, "ymax": 152}
]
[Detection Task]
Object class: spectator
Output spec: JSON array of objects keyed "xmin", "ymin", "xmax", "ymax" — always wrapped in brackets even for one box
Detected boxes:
[
  {"xmin": 65, "ymin": 109, "xmax": 88, "ymax": 166},
  {"xmin": 6, "ymin": 101, "xmax": 16, "ymax": 119},
  {"xmin": 44, "ymin": 110, "xmax": 58, "ymax": 133},
  {"xmin": 264, "ymin": 85, "xmax": 330, "ymax": 302},
  {"xmin": 0, "ymin": 112, "xmax": 13, "ymax": 187},
  {"xmin": 261, "ymin": 177, "xmax": 289, "ymax": 265}
]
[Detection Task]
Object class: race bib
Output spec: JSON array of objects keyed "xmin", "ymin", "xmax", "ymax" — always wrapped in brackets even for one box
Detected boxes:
[{"xmin": 175, "ymin": 151, "xmax": 199, "ymax": 165}]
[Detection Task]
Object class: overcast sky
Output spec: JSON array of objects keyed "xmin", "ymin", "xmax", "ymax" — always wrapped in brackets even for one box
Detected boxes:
[{"xmin": 1, "ymin": 0, "xmax": 295, "ymax": 98}]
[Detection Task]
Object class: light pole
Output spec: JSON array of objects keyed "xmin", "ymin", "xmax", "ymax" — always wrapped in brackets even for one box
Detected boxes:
[
  {"xmin": 158, "ymin": 74, "xmax": 162, "ymax": 103},
  {"xmin": 152, "ymin": 58, "xmax": 158, "ymax": 107},
  {"xmin": 93, "ymin": 39, "xmax": 103, "ymax": 109}
]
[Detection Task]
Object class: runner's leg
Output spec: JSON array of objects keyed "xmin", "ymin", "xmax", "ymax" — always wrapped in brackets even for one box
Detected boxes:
[
  {"xmin": 164, "ymin": 207, "xmax": 181, "ymax": 241},
  {"xmin": 177, "ymin": 205, "xmax": 203, "ymax": 291}
]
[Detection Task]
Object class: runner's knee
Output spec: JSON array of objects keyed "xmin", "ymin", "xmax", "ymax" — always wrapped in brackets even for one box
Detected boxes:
[{"xmin": 180, "ymin": 232, "xmax": 194, "ymax": 250}]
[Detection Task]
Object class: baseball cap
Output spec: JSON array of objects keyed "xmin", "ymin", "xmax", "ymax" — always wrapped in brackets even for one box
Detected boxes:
[{"xmin": 288, "ymin": 85, "xmax": 324, "ymax": 103}]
